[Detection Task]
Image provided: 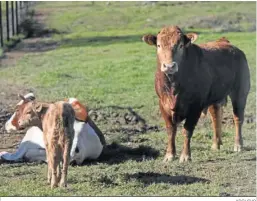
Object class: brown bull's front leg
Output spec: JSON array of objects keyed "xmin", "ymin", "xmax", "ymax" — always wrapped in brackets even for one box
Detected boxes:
[
  {"xmin": 163, "ymin": 124, "xmax": 177, "ymax": 162},
  {"xmin": 180, "ymin": 108, "xmax": 201, "ymax": 163},
  {"xmin": 159, "ymin": 100, "xmax": 177, "ymax": 162}
]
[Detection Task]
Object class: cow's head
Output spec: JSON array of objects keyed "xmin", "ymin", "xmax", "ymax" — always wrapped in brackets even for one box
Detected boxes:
[
  {"xmin": 12, "ymin": 94, "xmax": 48, "ymax": 130},
  {"xmin": 142, "ymin": 26, "xmax": 198, "ymax": 74},
  {"xmin": 5, "ymin": 94, "xmax": 89, "ymax": 133},
  {"xmin": 5, "ymin": 93, "xmax": 36, "ymax": 133}
]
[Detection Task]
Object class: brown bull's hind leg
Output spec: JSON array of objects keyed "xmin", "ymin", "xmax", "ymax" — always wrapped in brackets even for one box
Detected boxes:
[
  {"xmin": 208, "ymin": 104, "xmax": 223, "ymax": 150},
  {"xmin": 159, "ymin": 101, "xmax": 177, "ymax": 162},
  {"xmin": 231, "ymin": 101, "xmax": 246, "ymax": 152},
  {"xmin": 230, "ymin": 86, "xmax": 249, "ymax": 152}
]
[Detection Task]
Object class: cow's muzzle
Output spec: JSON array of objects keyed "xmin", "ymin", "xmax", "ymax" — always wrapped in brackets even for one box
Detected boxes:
[{"xmin": 161, "ymin": 62, "xmax": 178, "ymax": 74}]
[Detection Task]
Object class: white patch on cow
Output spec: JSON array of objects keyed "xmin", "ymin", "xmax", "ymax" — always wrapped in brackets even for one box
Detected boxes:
[
  {"xmin": 70, "ymin": 120, "xmax": 103, "ymax": 165},
  {"xmin": 68, "ymin": 98, "xmax": 78, "ymax": 104},
  {"xmin": 5, "ymin": 113, "xmax": 17, "ymax": 133}
]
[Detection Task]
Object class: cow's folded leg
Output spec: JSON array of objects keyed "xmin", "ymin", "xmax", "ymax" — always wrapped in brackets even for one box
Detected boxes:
[{"xmin": 24, "ymin": 148, "xmax": 46, "ymax": 163}]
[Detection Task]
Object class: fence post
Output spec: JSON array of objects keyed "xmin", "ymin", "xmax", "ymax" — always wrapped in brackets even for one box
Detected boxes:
[
  {"xmin": 0, "ymin": 2, "xmax": 3, "ymax": 47},
  {"xmin": 6, "ymin": 1, "xmax": 9, "ymax": 41},
  {"xmin": 11, "ymin": 1, "xmax": 15, "ymax": 36},
  {"xmin": 15, "ymin": 1, "xmax": 19, "ymax": 34}
]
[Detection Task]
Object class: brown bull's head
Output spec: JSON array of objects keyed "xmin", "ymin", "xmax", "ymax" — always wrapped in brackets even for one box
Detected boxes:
[{"xmin": 142, "ymin": 26, "xmax": 198, "ymax": 74}]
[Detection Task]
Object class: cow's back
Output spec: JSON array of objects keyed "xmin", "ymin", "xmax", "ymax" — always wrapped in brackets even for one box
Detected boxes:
[{"xmin": 194, "ymin": 41, "xmax": 250, "ymax": 106}]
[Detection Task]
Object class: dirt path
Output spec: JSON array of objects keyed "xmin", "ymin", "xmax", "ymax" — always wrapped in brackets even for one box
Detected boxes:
[{"xmin": 0, "ymin": 8, "xmax": 60, "ymax": 151}]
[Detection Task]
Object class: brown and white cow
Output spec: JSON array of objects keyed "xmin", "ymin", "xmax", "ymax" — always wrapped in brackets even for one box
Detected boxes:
[
  {"xmin": 2, "ymin": 93, "xmax": 104, "ymax": 165},
  {"xmin": 142, "ymin": 26, "xmax": 250, "ymax": 162},
  {"xmin": 14, "ymin": 95, "xmax": 75, "ymax": 188}
]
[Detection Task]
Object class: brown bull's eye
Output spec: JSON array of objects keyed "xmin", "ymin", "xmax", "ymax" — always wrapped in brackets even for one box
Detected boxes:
[{"xmin": 157, "ymin": 45, "xmax": 160, "ymax": 48}]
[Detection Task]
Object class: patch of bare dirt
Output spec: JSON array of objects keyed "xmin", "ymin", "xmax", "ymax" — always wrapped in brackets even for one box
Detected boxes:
[{"xmin": 89, "ymin": 107, "xmax": 162, "ymax": 136}]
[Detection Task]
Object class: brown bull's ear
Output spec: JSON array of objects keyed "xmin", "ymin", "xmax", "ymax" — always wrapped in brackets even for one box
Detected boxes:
[
  {"xmin": 184, "ymin": 33, "xmax": 198, "ymax": 47},
  {"xmin": 142, "ymin": 34, "xmax": 157, "ymax": 46}
]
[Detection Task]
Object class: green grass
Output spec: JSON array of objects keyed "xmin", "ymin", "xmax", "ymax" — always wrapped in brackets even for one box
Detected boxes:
[{"xmin": 0, "ymin": 1, "xmax": 256, "ymax": 196}]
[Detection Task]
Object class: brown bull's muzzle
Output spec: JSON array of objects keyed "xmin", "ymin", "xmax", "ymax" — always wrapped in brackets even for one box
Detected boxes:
[{"xmin": 161, "ymin": 62, "xmax": 178, "ymax": 74}]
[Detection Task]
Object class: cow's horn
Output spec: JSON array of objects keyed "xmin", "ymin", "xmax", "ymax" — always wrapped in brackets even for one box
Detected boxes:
[{"xmin": 18, "ymin": 94, "xmax": 26, "ymax": 101}]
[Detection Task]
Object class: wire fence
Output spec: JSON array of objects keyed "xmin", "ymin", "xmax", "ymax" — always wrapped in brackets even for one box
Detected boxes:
[{"xmin": 0, "ymin": 1, "xmax": 34, "ymax": 48}]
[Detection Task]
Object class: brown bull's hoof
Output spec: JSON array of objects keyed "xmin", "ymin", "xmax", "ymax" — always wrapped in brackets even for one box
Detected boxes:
[
  {"xmin": 50, "ymin": 182, "xmax": 58, "ymax": 189},
  {"xmin": 234, "ymin": 144, "xmax": 242, "ymax": 152},
  {"xmin": 59, "ymin": 180, "xmax": 67, "ymax": 188},
  {"xmin": 163, "ymin": 153, "xmax": 176, "ymax": 162},
  {"xmin": 179, "ymin": 153, "xmax": 191, "ymax": 163},
  {"xmin": 211, "ymin": 140, "xmax": 223, "ymax": 150}
]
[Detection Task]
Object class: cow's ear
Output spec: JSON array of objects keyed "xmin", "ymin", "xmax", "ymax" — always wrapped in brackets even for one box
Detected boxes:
[
  {"xmin": 35, "ymin": 103, "xmax": 43, "ymax": 113},
  {"xmin": 35, "ymin": 102, "xmax": 49, "ymax": 114},
  {"xmin": 142, "ymin": 34, "xmax": 157, "ymax": 46},
  {"xmin": 184, "ymin": 33, "xmax": 198, "ymax": 46}
]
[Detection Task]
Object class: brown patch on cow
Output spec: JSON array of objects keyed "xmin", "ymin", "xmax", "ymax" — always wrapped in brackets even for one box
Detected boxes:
[
  {"xmin": 216, "ymin": 37, "xmax": 230, "ymax": 43},
  {"xmin": 70, "ymin": 100, "xmax": 88, "ymax": 122}
]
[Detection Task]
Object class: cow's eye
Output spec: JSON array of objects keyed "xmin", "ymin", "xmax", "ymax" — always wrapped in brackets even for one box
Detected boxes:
[
  {"xmin": 157, "ymin": 44, "xmax": 160, "ymax": 48},
  {"xmin": 179, "ymin": 44, "xmax": 183, "ymax": 49}
]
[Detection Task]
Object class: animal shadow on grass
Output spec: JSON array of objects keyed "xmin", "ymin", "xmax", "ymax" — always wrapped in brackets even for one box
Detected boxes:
[
  {"xmin": 79, "ymin": 142, "xmax": 160, "ymax": 166},
  {"xmin": 124, "ymin": 172, "xmax": 210, "ymax": 186}
]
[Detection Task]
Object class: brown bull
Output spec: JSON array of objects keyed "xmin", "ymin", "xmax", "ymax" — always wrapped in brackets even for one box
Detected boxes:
[{"xmin": 142, "ymin": 26, "xmax": 250, "ymax": 162}]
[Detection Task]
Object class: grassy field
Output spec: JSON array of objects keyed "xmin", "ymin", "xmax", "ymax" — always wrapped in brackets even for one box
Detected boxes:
[{"xmin": 0, "ymin": 1, "xmax": 256, "ymax": 196}]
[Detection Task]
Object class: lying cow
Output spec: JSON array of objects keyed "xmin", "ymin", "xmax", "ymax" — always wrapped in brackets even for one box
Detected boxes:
[
  {"xmin": 142, "ymin": 26, "xmax": 250, "ymax": 162},
  {"xmin": 1, "ymin": 93, "xmax": 105, "ymax": 165}
]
